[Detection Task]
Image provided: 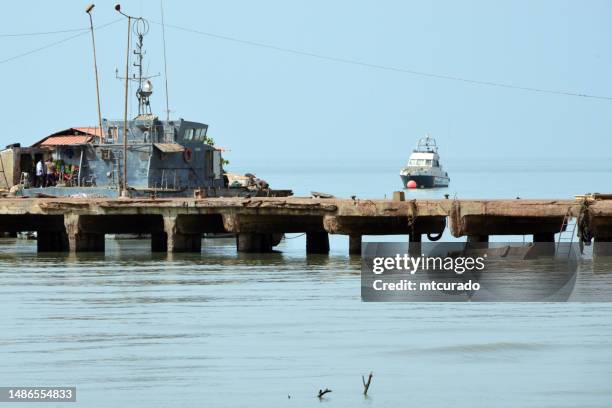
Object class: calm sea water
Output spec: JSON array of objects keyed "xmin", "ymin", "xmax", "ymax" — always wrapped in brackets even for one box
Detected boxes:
[{"xmin": 1, "ymin": 158, "xmax": 611, "ymax": 407}]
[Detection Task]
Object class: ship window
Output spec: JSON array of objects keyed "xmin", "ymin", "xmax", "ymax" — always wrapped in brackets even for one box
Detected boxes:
[
  {"xmin": 108, "ymin": 126, "xmax": 118, "ymax": 141},
  {"xmin": 184, "ymin": 128, "xmax": 194, "ymax": 141},
  {"xmin": 425, "ymin": 160, "xmax": 432, "ymax": 166},
  {"xmin": 417, "ymin": 159, "xmax": 426, "ymax": 165},
  {"xmin": 195, "ymin": 128, "xmax": 207, "ymax": 142}
]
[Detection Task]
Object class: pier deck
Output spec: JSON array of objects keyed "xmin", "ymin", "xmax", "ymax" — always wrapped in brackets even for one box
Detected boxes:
[{"xmin": 0, "ymin": 196, "xmax": 610, "ymax": 254}]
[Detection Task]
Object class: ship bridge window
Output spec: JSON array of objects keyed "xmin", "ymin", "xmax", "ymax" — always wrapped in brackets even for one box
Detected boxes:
[
  {"xmin": 184, "ymin": 128, "xmax": 195, "ymax": 141},
  {"xmin": 194, "ymin": 128, "xmax": 207, "ymax": 142},
  {"xmin": 425, "ymin": 159, "xmax": 432, "ymax": 166},
  {"xmin": 183, "ymin": 128, "xmax": 208, "ymax": 142}
]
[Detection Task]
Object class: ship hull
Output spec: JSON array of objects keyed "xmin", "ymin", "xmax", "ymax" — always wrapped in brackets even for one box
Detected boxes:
[{"xmin": 400, "ymin": 174, "xmax": 449, "ymax": 189}]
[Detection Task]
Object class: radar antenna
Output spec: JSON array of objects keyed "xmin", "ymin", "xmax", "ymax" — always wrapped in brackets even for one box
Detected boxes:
[{"xmin": 115, "ymin": 16, "xmax": 159, "ymax": 117}]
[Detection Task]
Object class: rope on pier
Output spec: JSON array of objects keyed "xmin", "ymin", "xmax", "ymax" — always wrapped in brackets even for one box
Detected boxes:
[
  {"xmin": 283, "ymin": 233, "xmax": 306, "ymax": 240},
  {"xmin": 427, "ymin": 217, "xmax": 446, "ymax": 241}
]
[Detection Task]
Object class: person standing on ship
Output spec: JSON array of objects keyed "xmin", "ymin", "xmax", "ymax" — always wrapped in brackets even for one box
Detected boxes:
[
  {"xmin": 44, "ymin": 158, "xmax": 54, "ymax": 187},
  {"xmin": 35, "ymin": 159, "xmax": 44, "ymax": 187}
]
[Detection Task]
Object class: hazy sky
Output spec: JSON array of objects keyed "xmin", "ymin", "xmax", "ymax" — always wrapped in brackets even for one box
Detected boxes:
[{"xmin": 1, "ymin": 0, "xmax": 610, "ymax": 167}]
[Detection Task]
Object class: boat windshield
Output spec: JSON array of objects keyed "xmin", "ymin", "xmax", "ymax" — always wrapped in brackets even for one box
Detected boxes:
[{"xmin": 409, "ymin": 159, "xmax": 434, "ymax": 166}]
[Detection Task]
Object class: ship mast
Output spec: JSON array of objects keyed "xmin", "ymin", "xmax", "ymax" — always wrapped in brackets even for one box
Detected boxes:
[
  {"xmin": 114, "ymin": 9, "xmax": 157, "ymax": 118},
  {"xmin": 132, "ymin": 18, "xmax": 154, "ymax": 116},
  {"xmin": 115, "ymin": 4, "xmax": 157, "ymax": 197}
]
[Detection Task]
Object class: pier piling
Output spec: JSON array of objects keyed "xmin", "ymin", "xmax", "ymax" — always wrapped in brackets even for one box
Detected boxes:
[
  {"xmin": 236, "ymin": 233, "xmax": 274, "ymax": 253},
  {"xmin": 409, "ymin": 230, "xmax": 422, "ymax": 256},
  {"xmin": 593, "ymin": 237, "xmax": 612, "ymax": 257},
  {"xmin": 162, "ymin": 216, "xmax": 202, "ymax": 253},
  {"xmin": 306, "ymin": 232, "xmax": 330, "ymax": 254},
  {"xmin": 349, "ymin": 234, "xmax": 362, "ymax": 255}
]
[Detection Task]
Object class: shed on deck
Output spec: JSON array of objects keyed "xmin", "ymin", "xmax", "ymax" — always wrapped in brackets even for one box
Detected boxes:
[
  {"xmin": 0, "ymin": 127, "xmax": 101, "ymax": 189},
  {"xmin": 32, "ymin": 127, "xmax": 101, "ymax": 147}
]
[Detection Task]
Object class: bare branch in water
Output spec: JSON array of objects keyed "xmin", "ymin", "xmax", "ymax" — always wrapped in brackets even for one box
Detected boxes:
[
  {"xmin": 317, "ymin": 388, "xmax": 332, "ymax": 398},
  {"xmin": 362, "ymin": 372, "xmax": 373, "ymax": 395}
]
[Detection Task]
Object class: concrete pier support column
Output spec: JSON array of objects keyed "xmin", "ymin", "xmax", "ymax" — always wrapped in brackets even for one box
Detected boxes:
[
  {"xmin": 349, "ymin": 234, "xmax": 362, "ymax": 255},
  {"xmin": 593, "ymin": 237, "xmax": 612, "ymax": 257},
  {"xmin": 466, "ymin": 234, "xmax": 488, "ymax": 251},
  {"xmin": 236, "ymin": 233, "xmax": 274, "ymax": 253},
  {"xmin": 532, "ymin": 233, "xmax": 556, "ymax": 256},
  {"xmin": 37, "ymin": 231, "xmax": 69, "ymax": 252},
  {"xmin": 533, "ymin": 233, "xmax": 555, "ymax": 242},
  {"xmin": 64, "ymin": 214, "xmax": 105, "ymax": 252},
  {"xmin": 151, "ymin": 232, "xmax": 168, "ymax": 252},
  {"xmin": 306, "ymin": 231, "xmax": 330, "ymax": 254},
  {"xmin": 409, "ymin": 230, "xmax": 422, "ymax": 256},
  {"xmin": 467, "ymin": 235, "xmax": 489, "ymax": 243},
  {"xmin": 162, "ymin": 216, "xmax": 202, "ymax": 253}
]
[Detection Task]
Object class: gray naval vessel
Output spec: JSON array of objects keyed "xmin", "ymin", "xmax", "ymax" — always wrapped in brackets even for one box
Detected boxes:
[{"xmin": 0, "ymin": 14, "xmax": 290, "ymax": 199}]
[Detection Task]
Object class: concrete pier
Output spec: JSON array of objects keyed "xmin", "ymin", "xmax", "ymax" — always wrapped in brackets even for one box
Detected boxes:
[{"xmin": 0, "ymin": 197, "xmax": 609, "ymax": 254}]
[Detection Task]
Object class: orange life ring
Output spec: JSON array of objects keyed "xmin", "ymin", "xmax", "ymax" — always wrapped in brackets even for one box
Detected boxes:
[{"xmin": 183, "ymin": 147, "xmax": 193, "ymax": 162}]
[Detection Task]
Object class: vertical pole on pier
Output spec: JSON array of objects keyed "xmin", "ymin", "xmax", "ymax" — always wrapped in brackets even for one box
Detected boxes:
[
  {"xmin": 86, "ymin": 5, "xmax": 104, "ymax": 140},
  {"xmin": 115, "ymin": 4, "xmax": 132, "ymax": 197},
  {"xmin": 122, "ymin": 15, "xmax": 131, "ymax": 197},
  {"xmin": 349, "ymin": 234, "xmax": 362, "ymax": 255}
]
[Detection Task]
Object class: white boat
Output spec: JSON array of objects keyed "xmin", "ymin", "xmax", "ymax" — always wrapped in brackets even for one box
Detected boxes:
[{"xmin": 400, "ymin": 134, "xmax": 450, "ymax": 188}]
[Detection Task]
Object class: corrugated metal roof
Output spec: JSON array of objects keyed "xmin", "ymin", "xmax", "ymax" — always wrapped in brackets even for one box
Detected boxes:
[
  {"xmin": 40, "ymin": 135, "xmax": 92, "ymax": 146},
  {"xmin": 154, "ymin": 143, "xmax": 185, "ymax": 153},
  {"xmin": 32, "ymin": 127, "xmax": 102, "ymax": 147},
  {"xmin": 73, "ymin": 127, "xmax": 103, "ymax": 137}
]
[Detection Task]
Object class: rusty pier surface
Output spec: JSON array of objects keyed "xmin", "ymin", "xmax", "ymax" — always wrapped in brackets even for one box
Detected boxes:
[{"xmin": 0, "ymin": 196, "xmax": 611, "ymax": 254}]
